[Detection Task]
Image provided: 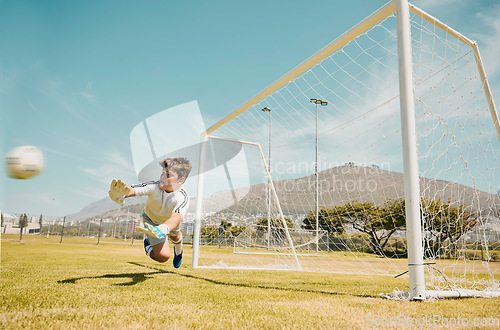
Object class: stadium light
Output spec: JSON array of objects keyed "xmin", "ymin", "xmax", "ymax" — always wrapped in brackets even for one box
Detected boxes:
[
  {"xmin": 310, "ymin": 98, "xmax": 327, "ymax": 253},
  {"xmin": 262, "ymin": 107, "xmax": 272, "ymax": 249}
]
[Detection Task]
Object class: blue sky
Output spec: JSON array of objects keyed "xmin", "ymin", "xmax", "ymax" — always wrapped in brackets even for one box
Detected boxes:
[{"xmin": 1, "ymin": 0, "xmax": 499, "ymax": 218}]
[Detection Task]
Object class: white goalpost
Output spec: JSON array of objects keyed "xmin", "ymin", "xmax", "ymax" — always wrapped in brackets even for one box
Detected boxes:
[
  {"xmin": 192, "ymin": 135, "xmax": 302, "ymax": 270},
  {"xmin": 192, "ymin": 0, "xmax": 500, "ymax": 300},
  {"xmin": 395, "ymin": 0, "xmax": 425, "ymax": 300}
]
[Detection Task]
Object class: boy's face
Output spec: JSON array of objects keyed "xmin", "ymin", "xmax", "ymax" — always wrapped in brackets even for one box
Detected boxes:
[{"xmin": 159, "ymin": 168, "xmax": 185, "ymax": 193}]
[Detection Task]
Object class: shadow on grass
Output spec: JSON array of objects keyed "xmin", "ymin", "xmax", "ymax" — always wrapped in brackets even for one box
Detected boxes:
[
  {"xmin": 58, "ymin": 267, "xmax": 161, "ymax": 286},
  {"xmin": 59, "ymin": 261, "xmax": 378, "ymax": 298}
]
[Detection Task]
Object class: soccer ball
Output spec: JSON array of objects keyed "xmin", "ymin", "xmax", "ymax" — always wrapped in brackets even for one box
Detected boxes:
[{"xmin": 5, "ymin": 145, "xmax": 44, "ymax": 179}]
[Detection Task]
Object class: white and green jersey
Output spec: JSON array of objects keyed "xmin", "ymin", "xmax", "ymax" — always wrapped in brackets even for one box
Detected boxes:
[{"xmin": 132, "ymin": 181, "xmax": 189, "ymax": 225}]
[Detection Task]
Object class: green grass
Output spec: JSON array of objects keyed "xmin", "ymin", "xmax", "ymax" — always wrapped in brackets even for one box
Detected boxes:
[{"xmin": 1, "ymin": 235, "xmax": 499, "ymax": 329}]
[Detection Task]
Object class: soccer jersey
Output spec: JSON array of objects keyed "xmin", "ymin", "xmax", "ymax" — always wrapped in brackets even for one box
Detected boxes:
[{"xmin": 132, "ymin": 181, "xmax": 189, "ymax": 225}]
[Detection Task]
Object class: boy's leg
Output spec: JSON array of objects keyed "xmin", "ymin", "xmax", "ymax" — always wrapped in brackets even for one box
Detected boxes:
[
  {"xmin": 144, "ymin": 237, "xmax": 153, "ymax": 256},
  {"xmin": 149, "ymin": 240, "xmax": 171, "ymax": 263},
  {"xmin": 139, "ymin": 213, "xmax": 171, "ymax": 262},
  {"xmin": 170, "ymin": 232, "xmax": 183, "ymax": 255},
  {"xmin": 169, "ymin": 232, "xmax": 183, "ymax": 268}
]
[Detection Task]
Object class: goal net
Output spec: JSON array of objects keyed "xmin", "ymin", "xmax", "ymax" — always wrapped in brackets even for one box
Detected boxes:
[{"xmin": 192, "ymin": 1, "xmax": 500, "ymax": 299}]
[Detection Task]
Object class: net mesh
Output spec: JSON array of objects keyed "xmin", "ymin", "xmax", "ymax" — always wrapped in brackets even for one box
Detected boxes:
[{"xmin": 196, "ymin": 10, "xmax": 499, "ymax": 294}]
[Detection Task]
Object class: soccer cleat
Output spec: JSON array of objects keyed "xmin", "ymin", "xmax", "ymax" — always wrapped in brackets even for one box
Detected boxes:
[
  {"xmin": 136, "ymin": 223, "xmax": 166, "ymax": 239},
  {"xmin": 143, "ymin": 237, "xmax": 152, "ymax": 256},
  {"xmin": 173, "ymin": 247, "xmax": 182, "ymax": 269}
]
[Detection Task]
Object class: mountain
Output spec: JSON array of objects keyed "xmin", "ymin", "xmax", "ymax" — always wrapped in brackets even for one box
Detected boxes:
[
  {"xmin": 65, "ymin": 195, "xmax": 147, "ymax": 221},
  {"xmin": 70, "ymin": 166, "xmax": 499, "ymax": 220},
  {"xmin": 191, "ymin": 166, "xmax": 500, "ymax": 216}
]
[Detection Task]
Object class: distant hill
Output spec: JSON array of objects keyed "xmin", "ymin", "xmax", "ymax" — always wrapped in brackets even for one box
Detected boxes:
[
  {"xmin": 191, "ymin": 166, "xmax": 500, "ymax": 216},
  {"xmin": 65, "ymin": 195, "xmax": 147, "ymax": 221},
  {"xmin": 70, "ymin": 166, "xmax": 499, "ymax": 220}
]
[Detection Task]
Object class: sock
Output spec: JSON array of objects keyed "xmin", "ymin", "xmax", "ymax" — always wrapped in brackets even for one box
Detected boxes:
[
  {"xmin": 172, "ymin": 233, "xmax": 183, "ymax": 255},
  {"xmin": 145, "ymin": 245, "xmax": 153, "ymax": 257},
  {"xmin": 144, "ymin": 238, "xmax": 153, "ymax": 257}
]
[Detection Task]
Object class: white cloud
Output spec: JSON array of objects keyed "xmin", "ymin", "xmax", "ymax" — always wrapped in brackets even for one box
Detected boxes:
[
  {"xmin": 412, "ymin": 0, "xmax": 464, "ymax": 10},
  {"xmin": 78, "ymin": 91, "xmax": 95, "ymax": 100},
  {"xmin": 473, "ymin": 5, "xmax": 500, "ymax": 79},
  {"xmin": 80, "ymin": 150, "xmax": 136, "ymax": 186}
]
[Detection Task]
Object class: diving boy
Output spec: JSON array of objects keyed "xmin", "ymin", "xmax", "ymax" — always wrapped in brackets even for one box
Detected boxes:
[{"xmin": 108, "ymin": 157, "xmax": 191, "ymax": 268}]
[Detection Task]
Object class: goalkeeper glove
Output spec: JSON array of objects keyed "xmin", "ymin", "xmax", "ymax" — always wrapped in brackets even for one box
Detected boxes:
[
  {"xmin": 108, "ymin": 179, "xmax": 131, "ymax": 206},
  {"xmin": 136, "ymin": 223, "xmax": 169, "ymax": 239}
]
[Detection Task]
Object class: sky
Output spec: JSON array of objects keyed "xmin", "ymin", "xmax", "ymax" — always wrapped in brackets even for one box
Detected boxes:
[{"xmin": 1, "ymin": 0, "xmax": 499, "ymax": 218}]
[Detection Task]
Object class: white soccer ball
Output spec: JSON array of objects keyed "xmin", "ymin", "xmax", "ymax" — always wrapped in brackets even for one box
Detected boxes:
[{"xmin": 5, "ymin": 145, "xmax": 44, "ymax": 179}]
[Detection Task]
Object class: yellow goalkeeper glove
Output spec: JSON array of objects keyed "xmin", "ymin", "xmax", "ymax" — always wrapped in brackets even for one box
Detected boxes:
[{"xmin": 108, "ymin": 179, "xmax": 131, "ymax": 206}]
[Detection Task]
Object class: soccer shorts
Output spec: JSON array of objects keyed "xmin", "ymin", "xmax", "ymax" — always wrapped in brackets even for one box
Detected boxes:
[{"xmin": 142, "ymin": 212, "xmax": 181, "ymax": 246}]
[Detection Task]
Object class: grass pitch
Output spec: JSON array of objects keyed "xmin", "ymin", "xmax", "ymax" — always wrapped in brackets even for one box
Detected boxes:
[{"xmin": 1, "ymin": 235, "xmax": 499, "ymax": 329}]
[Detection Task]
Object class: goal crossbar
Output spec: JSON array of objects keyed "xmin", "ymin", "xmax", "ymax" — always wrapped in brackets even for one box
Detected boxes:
[{"xmin": 202, "ymin": 1, "xmax": 500, "ymax": 144}]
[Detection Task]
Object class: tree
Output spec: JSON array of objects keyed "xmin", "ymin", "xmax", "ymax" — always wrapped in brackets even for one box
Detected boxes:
[
  {"xmin": 421, "ymin": 198, "xmax": 477, "ymax": 258},
  {"xmin": 200, "ymin": 225, "xmax": 219, "ymax": 240},
  {"xmin": 377, "ymin": 197, "xmax": 407, "ymax": 251},
  {"xmin": 228, "ymin": 225, "xmax": 246, "ymax": 238},
  {"xmin": 339, "ymin": 201, "xmax": 386, "ymax": 255},
  {"xmin": 256, "ymin": 216, "xmax": 293, "ymax": 237},
  {"xmin": 302, "ymin": 207, "xmax": 345, "ymax": 235},
  {"xmin": 1, "ymin": 213, "xmax": 4, "ymax": 228},
  {"xmin": 333, "ymin": 200, "xmax": 406, "ymax": 256},
  {"xmin": 39, "ymin": 214, "xmax": 43, "ymax": 234},
  {"xmin": 217, "ymin": 220, "xmax": 247, "ymax": 238},
  {"xmin": 19, "ymin": 213, "xmax": 29, "ymax": 241},
  {"xmin": 219, "ymin": 220, "xmax": 232, "ymax": 235}
]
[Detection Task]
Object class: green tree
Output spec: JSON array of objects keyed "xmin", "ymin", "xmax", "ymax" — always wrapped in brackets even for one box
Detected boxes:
[
  {"xmin": 39, "ymin": 214, "xmax": 43, "ymax": 234},
  {"xmin": 1, "ymin": 212, "xmax": 4, "ymax": 228},
  {"xmin": 220, "ymin": 220, "xmax": 232, "ymax": 230},
  {"xmin": 337, "ymin": 200, "xmax": 406, "ymax": 256},
  {"xmin": 302, "ymin": 199, "xmax": 407, "ymax": 256},
  {"xmin": 256, "ymin": 216, "xmax": 293, "ymax": 237},
  {"xmin": 339, "ymin": 201, "xmax": 386, "ymax": 255},
  {"xmin": 200, "ymin": 225, "xmax": 219, "ymax": 240},
  {"xmin": 302, "ymin": 207, "xmax": 345, "ymax": 235},
  {"xmin": 377, "ymin": 197, "xmax": 407, "ymax": 249},
  {"xmin": 228, "ymin": 225, "xmax": 246, "ymax": 238},
  {"xmin": 19, "ymin": 213, "xmax": 29, "ymax": 241},
  {"xmin": 421, "ymin": 198, "xmax": 477, "ymax": 258}
]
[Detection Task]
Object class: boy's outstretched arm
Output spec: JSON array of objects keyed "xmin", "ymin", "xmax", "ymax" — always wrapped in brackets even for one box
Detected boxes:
[
  {"xmin": 164, "ymin": 212, "xmax": 182, "ymax": 232},
  {"xmin": 125, "ymin": 187, "xmax": 136, "ymax": 198}
]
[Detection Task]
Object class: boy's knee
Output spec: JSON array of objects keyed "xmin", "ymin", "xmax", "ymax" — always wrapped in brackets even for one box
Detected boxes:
[{"xmin": 169, "ymin": 233, "xmax": 182, "ymax": 243}]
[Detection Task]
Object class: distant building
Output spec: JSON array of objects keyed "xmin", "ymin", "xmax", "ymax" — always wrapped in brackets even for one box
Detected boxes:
[{"xmin": 1, "ymin": 213, "xmax": 41, "ymax": 234}]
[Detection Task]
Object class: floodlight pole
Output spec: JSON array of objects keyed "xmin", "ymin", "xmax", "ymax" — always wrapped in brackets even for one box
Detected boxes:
[
  {"xmin": 396, "ymin": 0, "xmax": 426, "ymax": 300},
  {"xmin": 262, "ymin": 107, "xmax": 272, "ymax": 249},
  {"xmin": 310, "ymin": 98, "xmax": 327, "ymax": 253},
  {"xmin": 192, "ymin": 135, "xmax": 208, "ymax": 268}
]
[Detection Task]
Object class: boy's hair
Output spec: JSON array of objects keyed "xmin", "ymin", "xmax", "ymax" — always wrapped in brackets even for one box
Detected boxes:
[{"xmin": 161, "ymin": 157, "xmax": 192, "ymax": 179}]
